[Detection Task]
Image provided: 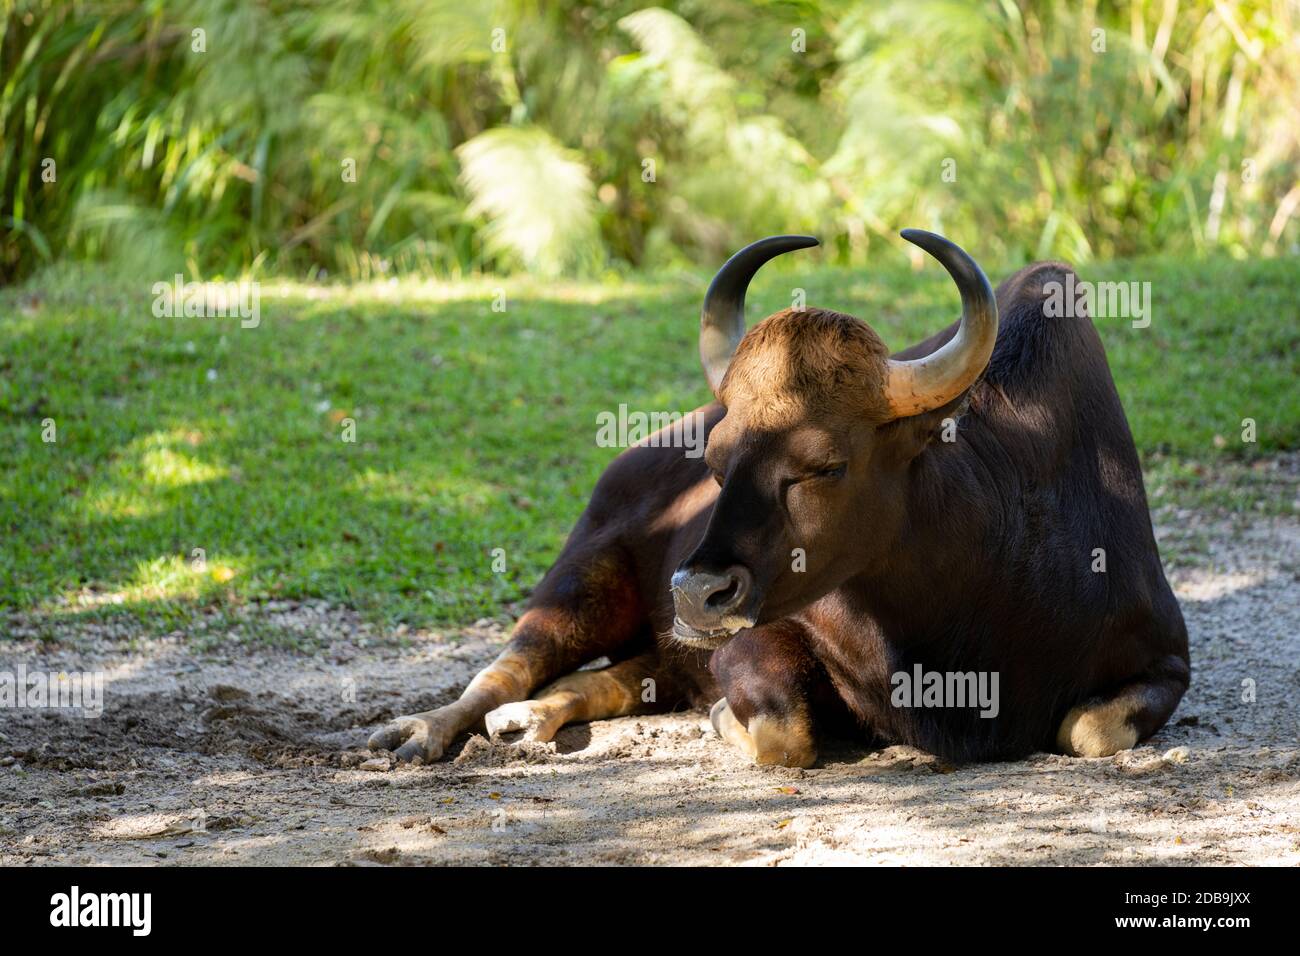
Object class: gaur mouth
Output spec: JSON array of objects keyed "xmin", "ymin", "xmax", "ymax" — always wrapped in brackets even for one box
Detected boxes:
[{"xmin": 671, "ymin": 617, "xmax": 736, "ymax": 649}]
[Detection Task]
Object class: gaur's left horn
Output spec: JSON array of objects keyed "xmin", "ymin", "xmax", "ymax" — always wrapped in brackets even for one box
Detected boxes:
[
  {"xmin": 884, "ymin": 230, "xmax": 998, "ymax": 418},
  {"xmin": 700, "ymin": 235, "xmax": 819, "ymax": 394}
]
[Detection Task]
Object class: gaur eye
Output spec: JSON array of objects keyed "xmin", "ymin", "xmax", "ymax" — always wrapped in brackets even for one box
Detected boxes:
[{"xmin": 815, "ymin": 463, "xmax": 847, "ymax": 480}]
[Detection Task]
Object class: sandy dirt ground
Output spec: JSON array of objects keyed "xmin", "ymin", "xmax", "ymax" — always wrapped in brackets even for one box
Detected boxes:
[{"xmin": 2, "ymin": 469, "xmax": 1298, "ymax": 866}]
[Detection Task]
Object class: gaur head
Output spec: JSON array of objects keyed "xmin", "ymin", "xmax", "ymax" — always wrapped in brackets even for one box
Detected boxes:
[{"xmin": 670, "ymin": 230, "xmax": 999, "ymax": 648}]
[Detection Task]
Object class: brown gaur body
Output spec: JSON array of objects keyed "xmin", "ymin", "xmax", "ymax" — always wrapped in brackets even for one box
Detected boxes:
[{"xmin": 367, "ymin": 231, "xmax": 1189, "ymax": 768}]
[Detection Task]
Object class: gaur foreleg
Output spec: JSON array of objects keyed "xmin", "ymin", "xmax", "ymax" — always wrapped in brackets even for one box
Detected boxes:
[
  {"xmin": 368, "ymin": 537, "xmax": 648, "ymax": 764},
  {"xmin": 484, "ymin": 650, "xmax": 665, "ymax": 743},
  {"xmin": 707, "ymin": 621, "xmax": 837, "ymax": 768}
]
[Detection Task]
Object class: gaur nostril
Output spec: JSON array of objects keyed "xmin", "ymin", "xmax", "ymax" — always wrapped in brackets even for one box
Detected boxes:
[
  {"xmin": 705, "ymin": 578, "xmax": 739, "ymax": 610},
  {"xmin": 702, "ymin": 565, "xmax": 750, "ymax": 614}
]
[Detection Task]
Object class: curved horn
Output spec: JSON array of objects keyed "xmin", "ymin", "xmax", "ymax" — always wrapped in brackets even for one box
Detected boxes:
[
  {"xmin": 700, "ymin": 235, "xmax": 819, "ymax": 393},
  {"xmin": 884, "ymin": 229, "xmax": 998, "ymax": 418}
]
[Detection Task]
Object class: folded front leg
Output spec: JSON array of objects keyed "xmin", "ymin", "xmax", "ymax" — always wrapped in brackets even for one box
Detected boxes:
[
  {"xmin": 485, "ymin": 651, "xmax": 664, "ymax": 744},
  {"xmin": 707, "ymin": 621, "xmax": 831, "ymax": 768}
]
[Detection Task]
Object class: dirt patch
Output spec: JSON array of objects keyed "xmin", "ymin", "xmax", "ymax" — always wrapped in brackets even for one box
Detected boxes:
[{"xmin": 2, "ymin": 498, "xmax": 1298, "ymax": 865}]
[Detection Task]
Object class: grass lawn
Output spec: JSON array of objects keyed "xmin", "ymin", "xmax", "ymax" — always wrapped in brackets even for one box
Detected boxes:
[{"xmin": 1, "ymin": 254, "xmax": 1297, "ymax": 638}]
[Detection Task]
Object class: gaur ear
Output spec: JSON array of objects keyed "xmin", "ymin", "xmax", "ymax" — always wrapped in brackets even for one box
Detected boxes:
[{"xmin": 879, "ymin": 393, "xmax": 972, "ymax": 463}]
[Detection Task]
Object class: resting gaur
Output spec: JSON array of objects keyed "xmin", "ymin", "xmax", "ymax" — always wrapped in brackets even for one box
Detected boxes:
[{"xmin": 368, "ymin": 230, "xmax": 1190, "ymax": 767}]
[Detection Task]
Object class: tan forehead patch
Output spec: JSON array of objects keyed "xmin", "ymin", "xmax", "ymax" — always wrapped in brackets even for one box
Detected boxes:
[{"xmin": 718, "ymin": 307, "xmax": 893, "ymax": 428}]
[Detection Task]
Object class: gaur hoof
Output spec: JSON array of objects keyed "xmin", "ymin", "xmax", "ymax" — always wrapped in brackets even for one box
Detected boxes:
[
  {"xmin": 485, "ymin": 699, "xmax": 565, "ymax": 743},
  {"xmin": 709, "ymin": 697, "xmax": 731, "ymax": 737},
  {"xmin": 367, "ymin": 711, "xmax": 456, "ymax": 764}
]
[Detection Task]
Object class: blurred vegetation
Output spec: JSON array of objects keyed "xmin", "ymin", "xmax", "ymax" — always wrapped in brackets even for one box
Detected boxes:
[{"xmin": 3, "ymin": 0, "xmax": 1299, "ymax": 284}]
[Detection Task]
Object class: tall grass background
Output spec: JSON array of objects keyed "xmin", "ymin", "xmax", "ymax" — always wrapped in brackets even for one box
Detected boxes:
[{"xmin": 3, "ymin": 0, "xmax": 1298, "ymax": 283}]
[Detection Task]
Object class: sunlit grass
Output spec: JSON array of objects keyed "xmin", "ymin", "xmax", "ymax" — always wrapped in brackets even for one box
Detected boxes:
[{"xmin": 1, "ymin": 255, "xmax": 1295, "ymax": 637}]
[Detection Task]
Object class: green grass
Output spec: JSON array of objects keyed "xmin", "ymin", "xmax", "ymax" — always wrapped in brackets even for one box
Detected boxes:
[{"xmin": 1, "ymin": 254, "xmax": 1297, "ymax": 636}]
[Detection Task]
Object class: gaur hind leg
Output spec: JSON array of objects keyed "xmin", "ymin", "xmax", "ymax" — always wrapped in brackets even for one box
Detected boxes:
[
  {"xmin": 368, "ymin": 540, "xmax": 646, "ymax": 764},
  {"xmin": 484, "ymin": 650, "xmax": 665, "ymax": 744},
  {"xmin": 707, "ymin": 621, "xmax": 836, "ymax": 769},
  {"xmin": 1057, "ymin": 654, "xmax": 1190, "ymax": 758}
]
